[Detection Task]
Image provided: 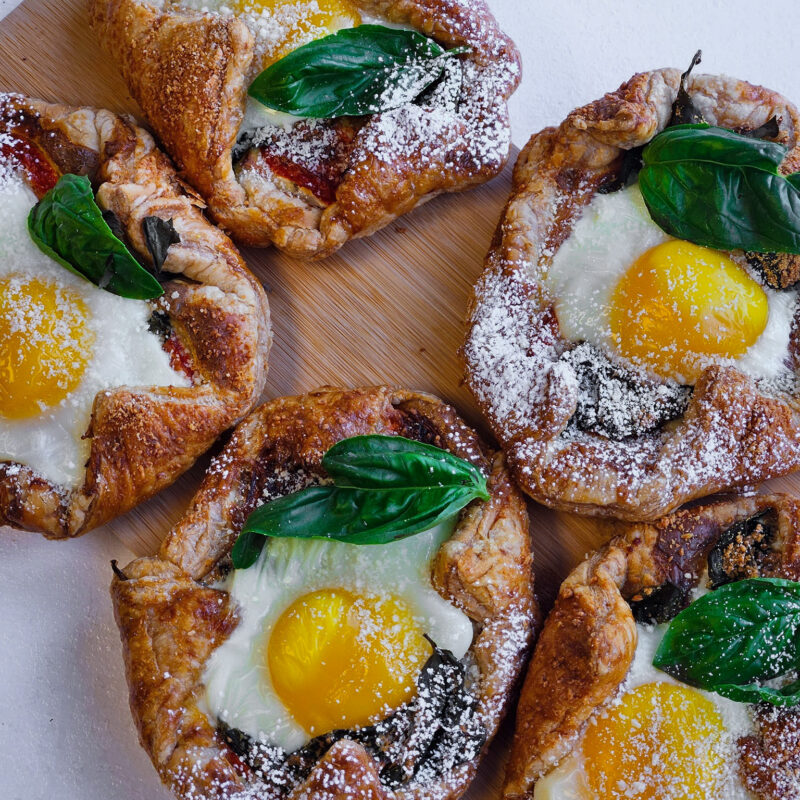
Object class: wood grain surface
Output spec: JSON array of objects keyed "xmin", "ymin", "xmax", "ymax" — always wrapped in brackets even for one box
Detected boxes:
[{"xmin": 3, "ymin": 1, "xmax": 800, "ymax": 797}]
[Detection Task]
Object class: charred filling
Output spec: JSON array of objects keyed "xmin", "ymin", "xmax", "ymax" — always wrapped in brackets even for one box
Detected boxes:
[
  {"xmin": 630, "ymin": 510, "xmax": 779, "ymax": 624},
  {"xmin": 217, "ymin": 641, "xmax": 484, "ymax": 792},
  {"xmin": 707, "ymin": 511, "xmax": 778, "ymax": 589},
  {"xmin": 561, "ymin": 342, "xmax": 691, "ymax": 440},
  {"xmin": 629, "ymin": 582, "xmax": 690, "ymax": 625}
]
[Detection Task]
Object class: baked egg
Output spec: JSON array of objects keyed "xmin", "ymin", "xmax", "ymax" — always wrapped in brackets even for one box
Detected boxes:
[
  {"xmin": 201, "ymin": 518, "xmax": 473, "ymax": 751},
  {"xmin": 535, "ymin": 619, "xmax": 754, "ymax": 800},
  {"xmin": 545, "ymin": 184, "xmax": 798, "ymax": 386},
  {"xmin": 0, "ymin": 170, "xmax": 190, "ymax": 488}
]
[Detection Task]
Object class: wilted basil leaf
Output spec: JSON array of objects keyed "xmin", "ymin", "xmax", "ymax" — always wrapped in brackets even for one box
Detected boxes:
[
  {"xmin": 27, "ymin": 174, "xmax": 163, "ymax": 299},
  {"xmin": 248, "ymin": 24, "xmax": 468, "ymax": 118},
  {"xmin": 639, "ymin": 123, "xmax": 800, "ymax": 254},
  {"xmin": 653, "ymin": 577, "xmax": 800, "ymax": 707},
  {"xmin": 231, "ymin": 435, "xmax": 489, "ymax": 569},
  {"xmin": 668, "ymin": 49, "xmax": 704, "ymax": 126},
  {"xmin": 142, "ymin": 216, "xmax": 180, "ymax": 276}
]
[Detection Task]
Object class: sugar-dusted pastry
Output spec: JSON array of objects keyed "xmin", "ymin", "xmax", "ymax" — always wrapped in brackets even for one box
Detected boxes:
[
  {"xmin": 505, "ymin": 492, "xmax": 800, "ymax": 800},
  {"xmin": 88, "ymin": 0, "xmax": 520, "ymax": 258},
  {"xmin": 463, "ymin": 58, "xmax": 800, "ymax": 521},
  {"xmin": 111, "ymin": 385, "xmax": 536, "ymax": 799},
  {"xmin": 0, "ymin": 93, "xmax": 271, "ymax": 538}
]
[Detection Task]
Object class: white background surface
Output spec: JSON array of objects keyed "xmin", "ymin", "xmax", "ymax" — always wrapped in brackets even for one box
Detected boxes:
[{"xmin": 2, "ymin": 1, "xmax": 800, "ymax": 798}]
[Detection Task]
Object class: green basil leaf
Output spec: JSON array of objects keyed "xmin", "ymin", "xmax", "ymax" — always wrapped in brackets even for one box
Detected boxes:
[
  {"xmin": 231, "ymin": 435, "xmax": 489, "ymax": 568},
  {"xmin": 713, "ymin": 676, "xmax": 800, "ymax": 708},
  {"xmin": 322, "ymin": 434, "xmax": 489, "ymax": 496},
  {"xmin": 248, "ymin": 24, "xmax": 468, "ymax": 118},
  {"xmin": 239, "ymin": 482, "xmax": 481, "ymax": 546},
  {"xmin": 653, "ymin": 578, "xmax": 800, "ymax": 704},
  {"xmin": 27, "ymin": 174, "xmax": 164, "ymax": 299},
  {"xmin": 639, "ymin": 124, "xmax": 800, "ymax": 254},
  {"xmin": 142, "ymin": 216, "xmax": 180, "ymax": 276}
]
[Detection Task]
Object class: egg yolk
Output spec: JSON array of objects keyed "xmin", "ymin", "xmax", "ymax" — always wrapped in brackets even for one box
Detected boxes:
[
  {"xmin": 267, "ymin": 588, "xmax": 432, "ymax": 735},
  {"xmin": 609, "ymin": 240, "xmax": 768, "ymax": 383},
  {"xmin": 0, "ymin": 276, "xmax": 93, "ymax": 419},
  {"xmin": 581, "ymin": 682, "xmax": 726, "ymax": 799},
  {"xmin": 230, "ymin": 0, "xmax": 362, "ymax": 67}
]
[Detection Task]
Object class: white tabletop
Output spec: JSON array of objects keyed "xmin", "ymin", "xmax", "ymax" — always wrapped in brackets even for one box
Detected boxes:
[{"xmin": 2, "ymin": 1, "xmax": 800, "ymax": 798}]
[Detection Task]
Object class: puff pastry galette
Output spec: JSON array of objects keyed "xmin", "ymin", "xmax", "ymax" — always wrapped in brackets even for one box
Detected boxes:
[
  {"xmin": 463, "ymin": 63, "xmax": 800, "ymax": 521},
  {"xmin": 89, "ymin": 0, "xmax": 520, "ymax": 258},
  {"xmin": 505, "ymin": 493, "xmax": 800, "ymax": 800},
  {"xmin": 0, "ymin": 93, "xmax": 271, "ymax": 538},
  {"xmin": 111, "ymin": 385, "xmax": 535, "ymax": 800}
]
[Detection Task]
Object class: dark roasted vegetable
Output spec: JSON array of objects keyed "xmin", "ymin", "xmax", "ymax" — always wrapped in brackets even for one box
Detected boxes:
[
  {"xmin": 668, "ymin": 49, "xmax": 705, "ymax": 126},
  {"xmin": 142, "ymin": 216, "xmax": 180, "ymax": 276},
  {"xmin": 219, "ymin": 639, "xmax": 484, "ymax": 790},
  {"xmin": 707, "ymin": 512, "xmax": 774, "ymax": 589}
]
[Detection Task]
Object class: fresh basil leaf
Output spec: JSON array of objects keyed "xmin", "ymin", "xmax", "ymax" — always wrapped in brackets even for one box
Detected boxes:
[
  {"xmin": 239, "ymin": 481, "xmax": 481, "ymax": 546},
  {"xmin": 322, "ymin": 434, "xmax": 489, "ymax": 496},
  {"xmin": 644, "ymin": 123, "xmax": 786, "ymax": 172},
  {"xmin": 639, "ymin": 124, "xmax": 800, "ymax": 254},
  {"xmin": 713, "ymin": 675, "xmax": 800, "ymax": 708},
  {"xmin": 27, "ymin": 174, "xmax": 164, "ymax": 299},
  {"xmin": 653, "ymin": 578, "xmax": 800, "ymax": 705},
  {"xmin": 231, "ymin": 435, "xmax": 489, "ymax": 568},
  {"xmin": 142, "ymin": 216, "xmax": 180, "ymax": 276},
  {"xmin": 248, "ymin": 24, "xmax": 468, "ymax": 118}
]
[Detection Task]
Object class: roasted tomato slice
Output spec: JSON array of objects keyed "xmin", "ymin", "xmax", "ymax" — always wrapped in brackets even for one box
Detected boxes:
[{"xmin": 0, "ymin": 133, "xmax": 60, "ymax": 197}]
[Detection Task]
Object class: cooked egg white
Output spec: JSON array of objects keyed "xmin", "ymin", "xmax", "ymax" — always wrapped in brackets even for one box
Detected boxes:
[
  {"xmin": 534, "ymin": 621, "xmax": 756, "ymax": 800},
  {"xmin": 201, "ymin": 519, "xmax": 474, "ymax": 752},
  {"xmin": 545, "ymin": 184, "xmax": 798, "ymax": 386},
  {"xmin": 0, "ymin": 172, "xmax": 190, "ymax": 488}
]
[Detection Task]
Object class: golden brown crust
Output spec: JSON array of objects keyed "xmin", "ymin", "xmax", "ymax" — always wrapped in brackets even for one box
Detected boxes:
[
  {"xmin": 112, "ymin": 385, "xmax": 537, "ymax": 800},
  {"xmin": 0, "ymin": 93, "xmax": 271, "ymax": 537},
  {"xmin": 462, "ymin": 69, "xmax": 800, "ymax": 522},
  {"xmin": 88, "ymin": 0, "xmax": 520, "ymax": 258},
  {"xmin": 503, "ymin": 492, "xmax": 800, "ymax": 800}
]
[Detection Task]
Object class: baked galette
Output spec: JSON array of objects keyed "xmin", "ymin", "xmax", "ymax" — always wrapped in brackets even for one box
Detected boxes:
[
  {"xmin": 111, "ymin": 385, "xmax": 536, "ymax": 800},
  {"xmin": 0, "ymin": 93, "xmax": 271, "ymax": 538},
  {"xmin": 505, "ymin": 492, "xmax": 800, "ymax": 800},
  {"xmin": 463, "ymin": 60, "xmax": 800, "ymax": 521},
  {"xmin": 89, "ymin": 0, "xmax": 520, "ymax": 258}
]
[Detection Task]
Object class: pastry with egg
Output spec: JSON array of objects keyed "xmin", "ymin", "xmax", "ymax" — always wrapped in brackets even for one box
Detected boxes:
[
  {"xmin": 0, "ymin": 93, "xmax": 271, "ymax": 538},
  {"xmin": 504, "ymin": 491, "xmax": 800, "ymax": 800},
  {"xmin": 111, "ymin": 385, "xmax": 536, "ymax": 799},
  {"xmin": 463, "ymin": 54, "xmax": 800, "ymax": 521},
  {"xmin": 88, "ymin": 0, "xmax": 520, "ymax": 258}
]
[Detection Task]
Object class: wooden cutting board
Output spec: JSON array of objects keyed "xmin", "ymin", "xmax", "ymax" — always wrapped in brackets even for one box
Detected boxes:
[{"xmin": 3, "ymin": 1, "xmax": 800, "ymax": 797}]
